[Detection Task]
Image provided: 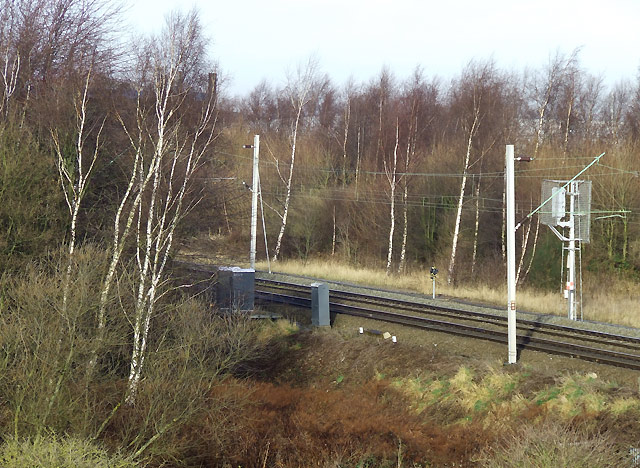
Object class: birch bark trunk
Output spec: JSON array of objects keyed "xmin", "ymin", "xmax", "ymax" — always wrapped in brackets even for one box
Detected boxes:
[
  {"xmin": 332, "ymin": 205, "xmax": 336, "ymax": 256},
  {"xmin": 355, "ymin": 126, "xmax": 362, "ymax": 199},
  {"xmin": 516, "ymin": 212, "xmax": 532, "ymax": 284},
  {"xmin": 471, "ymin": 176, "xmax": 481, "ymax": 274},
  {"xmin": 385, "ymin": 121, "xmax": 399, "ymax": 275},
  {"xmin": 0, "ymin": 49, "xmax": 19, "ymax": 116},
  {"xmin": 272, "ymin": 103, "xmax": 301, "ymax": 262},
  {"xmin": 123, "ymin": 12, "xmax": 217, "ymax": 404},
  {"xmin": 342, "ymin": 95, "xmax": 350, "ymax": 186},
  {"xmin": 49, "ymin": 68, "xmax": 104, "ymax": 422},
  {"xmin": 447, "ymin": 108, "xmax": 480, "ymax": 284},
  {"xmin": 563, "ymin": 97, "xmax": 574, "ymax": 157},
  {"xmin": 521, "ymin": 215, "xmax": 540, "ymax": 284},
  {"xmin": 52, "ymin": 70, "xmax": 103, "ymax": 314},
  {"xmin": 398, "ymin": 115, "xmax": 416, "ymax": 274},
  {"xmin": 271, "ymin": 59, "xmax": 316, "ymax": 262}
]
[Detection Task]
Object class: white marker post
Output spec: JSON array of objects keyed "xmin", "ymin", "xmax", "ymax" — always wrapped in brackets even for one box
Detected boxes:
[
  {"xmin": 430, "ymin": 266, "xmax": 438, "ymax": 300},
  {"xmin": 506, "ymin": 145, "xmax": 517, "ymax": 364}
]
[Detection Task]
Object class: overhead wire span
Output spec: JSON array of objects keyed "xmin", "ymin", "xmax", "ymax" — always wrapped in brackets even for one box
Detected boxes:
[
  {"xmin": 257, "ymin": 190, "xmax": 508, "ymax": 214},
  {"xmin": 214, "ymin": 150, "xmax": 634, "ymax": 181}
]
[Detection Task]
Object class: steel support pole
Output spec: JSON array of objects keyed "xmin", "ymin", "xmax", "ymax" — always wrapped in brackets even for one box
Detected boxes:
[
  {"xmin": 567, "ymin": 181, "xmax": 576, "ymax": 320},
  {"xmin": 506, "ymin": 145, "xmax": 517, "ymax": 364},
  {"xmin": 250, "ymin": 135, "xmax": 260, "ymax": 269}
]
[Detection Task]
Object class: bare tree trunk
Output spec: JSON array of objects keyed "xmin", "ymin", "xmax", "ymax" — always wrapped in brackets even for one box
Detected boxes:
[
  {"xmin": 376, "ymin": 93, "xmax": 384, "ymax": 169},
  {"xmin": 331, "ymin": 205, "xmax": 336, "ymax": 256},
  {"xmin": 398, "ymin": 174, "xmax": 409, "ymax": 274},
  {"xmin": 127, "ymin": 99, "xmax": 215, "ymax": 405},
  {"xmin": 52, "ymin": 69, "xmax": 103, "ymax": 313},
  {"xmin": 0, "ymin": 49, "xmax": 19, "ymax": 116},
  {"xmin": 0, "ymin": 0, "xmax": 19, "ymax": 116},
  {"xmin": 272, "ymin": 59, "xmax": 317, "ymax": 262},
  {"xmin": 533, "ymin": 92, "xmax": 549, "ymax": 158},
  {"xmin": 223, "ymin": 197, "xmax": 231, "ymax": 234},
  {"xmin": 355, "ymin": 126, "xmax": 362, "ymax": 199},
  {"xmin": 93, "ymin": 95, "xmax": 150, "ymax": 372},
  {"xmin": 125, "ymin": 11, "xmax": 217, "ymax": 405},
  {"xmin": 522, "ymin": 215, "xmax": 540, "ymax": 284},
  {"xmin": 342, "ymin": 95, "xmax": 350, "ymax": 186},
  {"xmin": 398, "ymin": 115, "xmax": 416, "ymax": 274},
  {"xmin": 471, "ymin": 176, "xmax": 482, "ymax": 274},
  {"xmin": 49, "ymin": 68, "xmax": 104, "ymax": 425},
  {"xmin": 563, "ymin": 97, "xmax": 573, "ymax": 157},
  {"xmin": 272, "ymin": 107, "xmax": 300, "ymax": 262},
  {"xmin": 516, "ymin": 211, "xmax": 533, "ymax": 284},
  {"xmin": 385, "ymin": 121, "xmax": 399, "ymax": 275},
  {"xmin": 448, "ymin": 108, "xmax": 480, "ymax": 285}
]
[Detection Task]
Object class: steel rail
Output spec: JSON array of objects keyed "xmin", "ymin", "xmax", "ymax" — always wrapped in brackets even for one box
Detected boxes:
[
  {"xmin": 255, "ymin": 278, "xmax": 640, "ymax": 349},
  {"xmin": 255, "ymin": 280, "xmax": 640, "ymax": 370},
  {"xmin": 168, "ymin": 262, "xmax": 640, "ymax": 371}
]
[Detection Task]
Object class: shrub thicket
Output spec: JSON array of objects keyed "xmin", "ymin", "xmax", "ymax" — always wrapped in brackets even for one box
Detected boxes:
[{"xmin": 0, "ymin": 436, "xmax": 136, "ymax": 468}]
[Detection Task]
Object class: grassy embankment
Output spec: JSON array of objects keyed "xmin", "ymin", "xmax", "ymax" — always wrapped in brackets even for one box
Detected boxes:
[{"xmin": 3, "ymin": 248, "xmax": 640, "ymax": 466}]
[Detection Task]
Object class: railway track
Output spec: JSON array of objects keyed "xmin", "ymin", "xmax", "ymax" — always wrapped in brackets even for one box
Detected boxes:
[{"xmin": 255, "ymin": 277, "xmax": 640, "ymax": 370}]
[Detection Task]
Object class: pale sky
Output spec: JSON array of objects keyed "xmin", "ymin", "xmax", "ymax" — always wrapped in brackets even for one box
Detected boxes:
[{"xmin": 125, "ymin": 0, "xmax": 640, "ymax": 96}]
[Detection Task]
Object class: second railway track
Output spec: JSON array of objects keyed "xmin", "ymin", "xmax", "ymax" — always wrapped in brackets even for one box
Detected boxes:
[{"xmin": 255, "ymin": 276, "xmax": 640, "ymax": 370}]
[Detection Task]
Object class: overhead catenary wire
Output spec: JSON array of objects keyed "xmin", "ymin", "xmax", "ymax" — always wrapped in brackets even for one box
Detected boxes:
[
  {"xmin": 214, "ymin": 150, "xmax": 634, "ymax": 180},
  {"xmin": 232, "ymin": 179, "xmax": 636, "ymax": 218},
  {"xmin": 227, "ymin": 171, "xmax": 640, "ymax": 214},
  {"xmin": 221, "ymin": 148, "xmax": 636, "ymax": 230}
]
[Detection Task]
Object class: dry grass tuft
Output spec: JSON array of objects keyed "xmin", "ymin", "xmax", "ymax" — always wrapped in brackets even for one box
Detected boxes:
[
  {"xmin": 479, "ymin": 420, "xmax": 630, "ymax": 468},
  {"xmin": 256, "ymin": 318, "xmax": 299, "ymax": 343}
]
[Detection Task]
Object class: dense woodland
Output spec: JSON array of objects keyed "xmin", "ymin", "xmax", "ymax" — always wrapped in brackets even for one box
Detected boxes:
[
  {"xmin": 0, "ymin": 0, "xmax": 640, "ymax": 465},
  {"xmin": 221, "ymin": 52, "xmax": 640, "ymax": 288},
  {"xmin": 1, "ymin": 2, "xmax": 639, "ymax": 285}
]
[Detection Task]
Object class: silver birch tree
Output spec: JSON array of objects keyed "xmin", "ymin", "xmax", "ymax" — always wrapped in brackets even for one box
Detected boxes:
[
  {"xmin": 120, "ymin": 10, "xmax": 217, "ymax": 405},
  {"xmin": 529, "ymin": 49, "xmax": 579, "ymax": 157},
  {"xmin": 271, "ymin": 57, "xmax": 318, "ymax": 262},
  {"xmin": 447, "ymin": 61, "xmax": 504, "ymax": 284},
  {"xmin": 398, "ymin": 113, "xmax": 416, "ymax": 274},
  {"xmin": 385, "ymin": 120, "xmax": 400, "ymax": 274},
  {"xmin": 0, "ymin": 47, "xmax": 19, "ymax": 116},
  {"xmin": 51, "ymin": 68, "xmax": 104, "ymax": 312},
  {"xmin": 471, "ymin": 176, "xmax": 482, "ymax": 274},
  {"xmin": 47, "ymin": 67, "xmax": 105, "ymax": 427},
  {"xmin": 341, "ymin": 83, "xmax": 352, "ymax": 186},
  {"xmin": 520, "ymin": 215, "xmax": 540, "ymax": 284},
  {"xmin": 516, "ymin": 207, "xmax": 533, "ymax": 284},
  {"xmin": 447, "ymin": 103, "xmax": 480, "ymax": 284}
]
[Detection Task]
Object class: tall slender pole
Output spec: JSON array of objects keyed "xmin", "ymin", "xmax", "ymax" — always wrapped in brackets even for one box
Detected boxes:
[
  {"xmin": 567, "ymin": 181, "xmax": 576, "ymax": 320},
  {"xmin": 506, "ymin": 145, "xmax": 517, "ymax": 364},
  {"xmin": 250, "ymin": 135, "xmax": 260, "ymax": 269}
]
